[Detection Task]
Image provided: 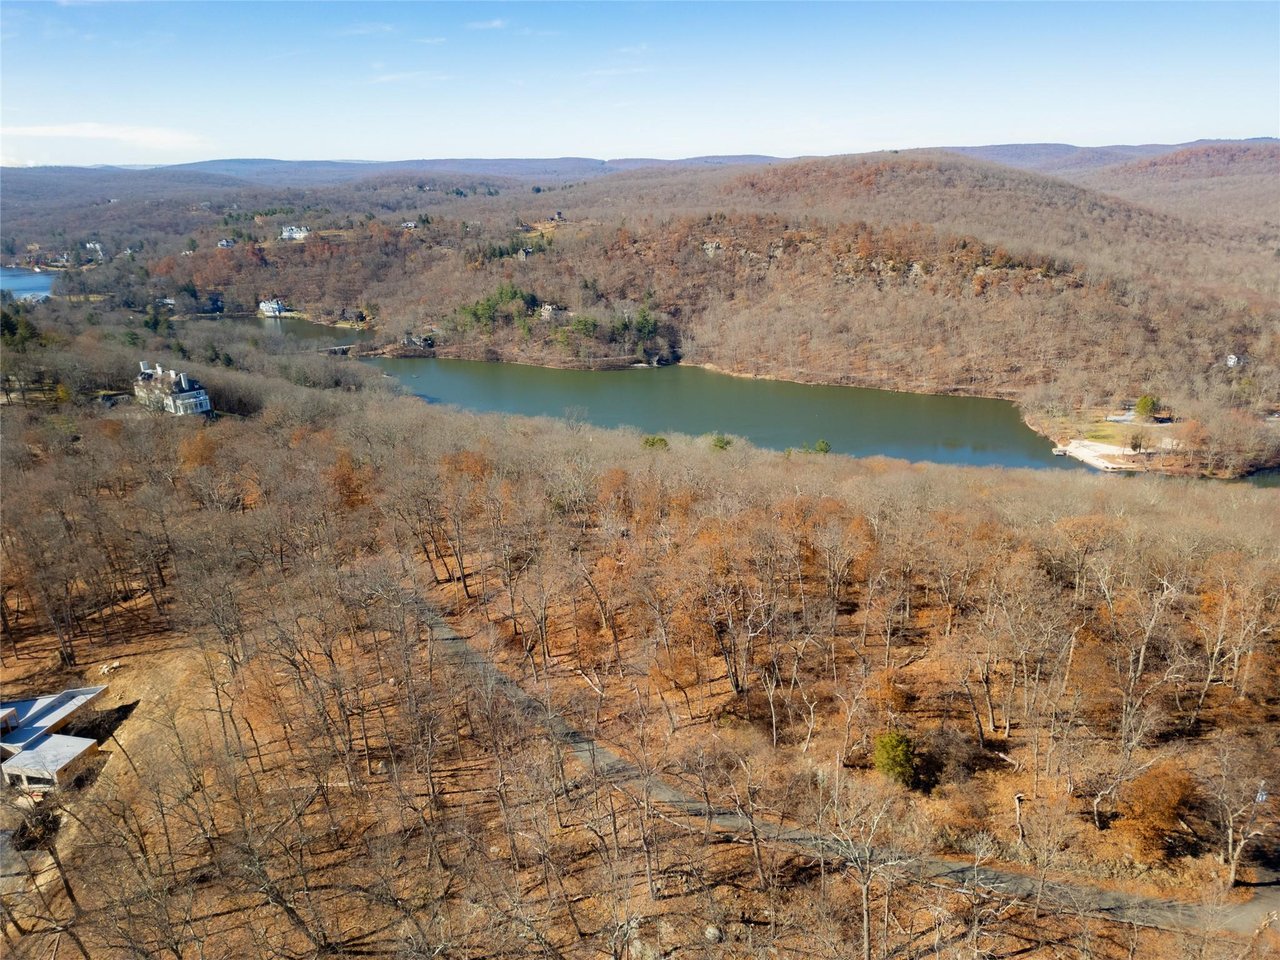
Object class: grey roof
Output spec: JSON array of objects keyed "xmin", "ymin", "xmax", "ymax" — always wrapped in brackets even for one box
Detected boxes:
[
  {"xmin": 0, "ymin": 686, "xmax": 106, "ymax": 743},
  {"xmin": 135, "ymin": 371, "xmax": 207, "ymax": 396},
  {"xmin": 2, "ymin": 734, "xmax": 96, "ymax": 779},
  {"xmin": 1, "ymin": 686, "xmax": 107, "ymax": 781}
]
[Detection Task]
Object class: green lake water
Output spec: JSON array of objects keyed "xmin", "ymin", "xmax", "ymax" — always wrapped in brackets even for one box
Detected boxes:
[
  {"xmin": 367, "ymin": 357, "xmax": 1087, "ymax": 472},
  {"xmin": 249, "ymin": 314, "xmax": 377, "ymax": 342}
]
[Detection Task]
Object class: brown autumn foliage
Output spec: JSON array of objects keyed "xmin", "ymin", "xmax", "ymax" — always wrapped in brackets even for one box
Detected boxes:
[
  {"xmin": 6, "ymin": 148, "xmax": 1278, "ymax": 440},
  {"xmin": 87, "ymin": 198, "xmax": 1276, "ymax": 478},
  {"xmin": 2, "ymin": 146, "xmax": 1278, "ymax": 952},
  {"xmin": 1116, "ymin": 762, "xmax": 1200, "ymax": 862},
  {"xmin": 1072, "ymin": 142, "xmax": 1280, "ymax": 233},
  {"xmin": 2, "ymin": 327, "xmax": 1278, "ymax": 957}
]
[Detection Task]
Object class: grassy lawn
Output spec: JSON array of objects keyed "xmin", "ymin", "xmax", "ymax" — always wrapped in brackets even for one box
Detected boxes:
[
  {"xmin": 1033, "ymin": 407, "xmax": 1171, "ymax": 449},
  {"xmin": 1084, "ymin": 421, "xmax": 1131, "ymax": 444}
]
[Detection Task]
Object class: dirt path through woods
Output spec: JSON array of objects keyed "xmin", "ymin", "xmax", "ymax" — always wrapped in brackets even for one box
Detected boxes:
[{"xmin": 427, "ymin": 610, "xmax": 1279, "ymax": 938}]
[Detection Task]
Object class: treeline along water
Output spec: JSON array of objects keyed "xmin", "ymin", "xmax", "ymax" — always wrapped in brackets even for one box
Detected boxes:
[
  {"xmin": 252, "ymin": 313, "xmax": 378, "ymax": 342},
  {"xmin": 368, "ymin": 357, "xmax": 1087, "ymax": 471}
]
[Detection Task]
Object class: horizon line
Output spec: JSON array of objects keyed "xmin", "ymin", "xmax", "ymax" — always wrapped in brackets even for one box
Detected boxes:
[{"xmin": 4, "ymin": 135, "xmax": 1279, "ymax": 171}]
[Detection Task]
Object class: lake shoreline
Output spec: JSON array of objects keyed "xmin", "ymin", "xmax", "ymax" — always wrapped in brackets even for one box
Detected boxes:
[
  {"xmin": 694, "ymin": 359, "xmax": 1022, "ymax": 402},
  {"xmin": 365, "ymin": 353, "xmax": 1083, "ymax": 472},
  {"xmin": 364, "ymin": 337, "xmax": 1277, "ymax": 481},
  {"xmin": 0, "ymin": 265, "xmax": 58, "ymax": 301},
  {"xmin": 694, "ymin": 363, "xmax": 1276, "ymax": 480},
  {"xmin": 373, "ymin": 338, "xmax": 1026, "ymax": 399}
]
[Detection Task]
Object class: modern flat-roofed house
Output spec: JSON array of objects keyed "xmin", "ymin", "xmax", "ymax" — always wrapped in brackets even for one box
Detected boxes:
[
  {"xmin": 280, "ymin": 225, "xmax": 311, "ymax": 241},
  {"xmin": 134, "ymin": 361, "xmax": 212, "ymax": 415},
  {"xmin": 1, "ymin": 686, "xmax": 108, "ymax": 791},
  {"xmin": 259, "ymin": 299, "xmax": 285, "ymax": 317}
]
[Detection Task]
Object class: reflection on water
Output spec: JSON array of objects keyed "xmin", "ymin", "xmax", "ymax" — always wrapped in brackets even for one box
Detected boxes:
[{"xmin": 240, "ymin": 313, "xmax": 377, "ymax": 342}]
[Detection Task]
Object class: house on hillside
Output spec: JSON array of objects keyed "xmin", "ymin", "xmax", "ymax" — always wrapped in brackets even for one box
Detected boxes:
[
  {"xmin": 218, "ymin": 238, "xmax": 237, "ymax": 248},
  {"xmin": 280, "ymin": 225, "xmax": 311, "ymax": 241},
  {"xmin": 2, "ymin": 685, "xmax": 109, "ymax": 791},
  {"xmin": 134, "ymin": 361, "xmax": 212, "ymax": 416},
  {"xmin": 259, "ymin": 299, "xmax": 285, "ymax": 317}
]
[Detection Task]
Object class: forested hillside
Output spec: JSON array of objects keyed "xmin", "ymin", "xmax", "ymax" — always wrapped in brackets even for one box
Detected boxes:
[
  {"xmin": 945, "ymin": 138, "xmax": 1277, "ymax": 175},
  {"xmin": 1067, "ymin": 143, "xmax": 1280, "ymax": 235},
  {"xmin": 4, "ymin": 142, "xmax": 1279, "ymax": 474},
  {"xmin": 2, "ymin": 303, "xmax": 1278, "ymax": 957}
]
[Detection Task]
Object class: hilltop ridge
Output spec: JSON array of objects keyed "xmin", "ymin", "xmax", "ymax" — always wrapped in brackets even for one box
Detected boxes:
[{"xmin": 3, "ymin": 138, "xmax": 1277, "ymax": 475}]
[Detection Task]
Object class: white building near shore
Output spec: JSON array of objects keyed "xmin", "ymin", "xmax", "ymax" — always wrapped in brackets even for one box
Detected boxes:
[{"xmin": 134, "ymin": 361, "xmax": 212, "ymax": 415}]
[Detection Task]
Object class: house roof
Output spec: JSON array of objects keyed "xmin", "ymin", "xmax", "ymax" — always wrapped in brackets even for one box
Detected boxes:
[
  {"xmin": 136, "ymin": 368, "xmax": 207, "ymax": 397},
  {"xmin": 0, "ymin": 686, "xmax": 106, "ymax": 745},
  {"xmin": 2, "ymin": 734, "xmax": 96, "ymax": 779},
  {"xmin": 1, "ymin": 686, "xmax": 106, "ymax": 778},
  {"xmin": 1, "ymin": 686, "xmax": 106, "ymax": 779}
]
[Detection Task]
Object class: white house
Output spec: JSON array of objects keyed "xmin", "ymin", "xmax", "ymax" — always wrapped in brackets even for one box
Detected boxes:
[
  {"xmin": 2, "ymin": 686, "xmax": 108, "ymax": 791},
  {"xmin": 280, "ymin": 225, "xmax": 311, "ymax": 241},
  {"xmin": 259, "ymin": 299, "xmax": 285, "ymax": 317},
  {"xmin": 134, "ymin": 361, "xmax": 212, "ymax": 416}
]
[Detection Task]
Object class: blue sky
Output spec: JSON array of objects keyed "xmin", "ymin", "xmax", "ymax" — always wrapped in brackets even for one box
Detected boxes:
[{"xmin": 1, "ymin": 1, "xmax": 1276, "ymax": 166}]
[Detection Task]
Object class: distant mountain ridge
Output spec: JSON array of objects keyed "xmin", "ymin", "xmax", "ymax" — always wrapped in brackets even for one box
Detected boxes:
[
  {"xmin": 0, "ymin": 155, "xmax": 786, "ymax": 196},
  {"xmin": 5, "ymin": 141, "xmax": 1273, "ymax": 187},
  {"xmin": 159, "ymin": 155, "xmax": 784, "ymax": 185},
  {"xmin": 1100, "ymin": 141, "xmax": 1280, "ymax": 177},
  {"xmin": 944, "ymin": 138, "xmax": 1279, "ymax": 175},
  {"xmin": 1061, "ymin": 141, "xmax": 1280, "ymax": 232},
  {"xmin": 4, "ymin": 140, "xmax": 1274, "ymax": 266}
]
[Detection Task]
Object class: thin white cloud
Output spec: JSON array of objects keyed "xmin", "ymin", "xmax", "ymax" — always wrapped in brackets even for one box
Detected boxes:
[
  {"xmin": 367, "ymin": 71, "xmax": 451, "ymax": 85},
  {"xmin": 414, "ymin": 36, "xmax": 446, "ymax": 45},
  {"xmin": 466, "ymin": 18, "xmax": 506, "ymax": 30},
  {"xmin": 616, "ymin": 43, "xmax": 650, "ymax": 55},
  {"xmin": 339, "ymin": 22, "xmax": 396, "ymax": 36},
  {"xmin": 584, "ymin": 66, "xmax": 652, "ymax": 78},
  {"xmin": 0, "ymin": 122, "xmax": 209, "ymax": 152}
]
